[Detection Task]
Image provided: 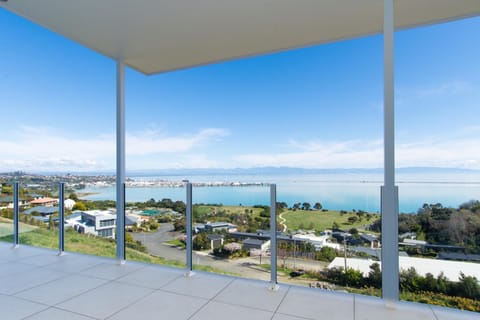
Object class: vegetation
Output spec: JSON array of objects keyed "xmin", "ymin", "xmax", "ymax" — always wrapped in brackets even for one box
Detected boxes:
[
  {"xmin": 282, "ymin": 209, "xmax": 374, "ymax": 232},
  {"xmin": 369, "ymin": 201, "xmax": 480, "ymax": 253}
]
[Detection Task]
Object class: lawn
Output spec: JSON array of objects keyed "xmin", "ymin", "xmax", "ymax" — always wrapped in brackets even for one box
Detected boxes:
[
  {"xmin": 281, "ymin": 209, "xmax": 378, "ymax": 232},
  {"xmin": 0, "ymin": 225, "xmax": 236, "ymax": 275}
]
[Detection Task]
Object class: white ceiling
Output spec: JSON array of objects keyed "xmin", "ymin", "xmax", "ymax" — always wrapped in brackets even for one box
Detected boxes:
[{"xmin": 2, "ymin": 0, "xmax": 479, "ymax": 75}]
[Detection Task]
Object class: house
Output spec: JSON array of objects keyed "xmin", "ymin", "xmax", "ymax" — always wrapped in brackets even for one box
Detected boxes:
[
  {"xmin": 0, "ymin": 195, "xmax": 28, "ymax": 209},
  {"xmin": 29, "ymin": 197, "xmax": 58, "ymax": 207},
  {"xmin": 204, "ymin": 222, "xmax": 237, "ymax": 233},
  {"xmin": 360, "ymin": 234, "xmax": 381, "ymax": 249},
  {"xmin": 293, "ymin": 233, "xmax": 341, "ymax": 250},
  {"xmin": 242, "ymin": 238, "xmax": 270, "ymax": 251},
  {"xmin": 207, "ymin": 234, "xmax": 224, "ymax": 249},
  {"xmin": 66, "ymin": 210, "xmax": 116, "ymax": 238},
  {"xmin": 125, "ymin": 214, "xmax": 140, "ymax": 231}
]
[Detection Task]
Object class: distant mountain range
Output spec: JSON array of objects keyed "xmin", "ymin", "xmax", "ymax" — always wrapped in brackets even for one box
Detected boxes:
[{"xmin": 21, "ymin": 166, "xmax": 480, "ymax": 177}]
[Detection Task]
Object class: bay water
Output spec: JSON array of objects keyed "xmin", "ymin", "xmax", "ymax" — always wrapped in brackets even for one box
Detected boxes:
[{"xmin": 81, "ymin": 172, "xmax": 480, "ymax": 213}]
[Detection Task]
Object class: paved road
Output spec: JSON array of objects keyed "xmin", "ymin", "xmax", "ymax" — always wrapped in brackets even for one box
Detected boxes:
[{"xmin": 131, "ymin": 224, "xmax": 329, "ymax": 283}]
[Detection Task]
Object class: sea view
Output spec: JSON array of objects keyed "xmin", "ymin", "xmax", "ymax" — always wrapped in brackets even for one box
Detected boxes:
[{"xmin": 81, "ymin": 171, "xmax": 480, "ymax": 213}]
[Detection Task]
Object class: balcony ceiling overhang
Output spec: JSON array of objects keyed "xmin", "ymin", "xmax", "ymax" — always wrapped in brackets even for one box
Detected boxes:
[{"xmin": 1, "ymin": 0, "xmax": 479, "ymax": 75}]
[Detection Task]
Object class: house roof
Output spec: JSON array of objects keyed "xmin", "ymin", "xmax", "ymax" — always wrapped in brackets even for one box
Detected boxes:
[
  {"xmin": 23, "ymin": 206, "xmax": 58, "ymax": 215},
  {"xmin": 243, "ymin": 238, "xmax": 267, "ymax": 246},
  {"xmin": 2, "ymin": 1, "xmax": 479, "ymax": 75},
  {"xmin": 30, "ymin": 197, "xmax": 58, "ymax": 205}
]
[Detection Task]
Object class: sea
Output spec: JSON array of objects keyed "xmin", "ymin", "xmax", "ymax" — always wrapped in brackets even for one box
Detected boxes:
[{"xmin": 80, "ymin": 171, "xmax": 480, "ymax": 214}]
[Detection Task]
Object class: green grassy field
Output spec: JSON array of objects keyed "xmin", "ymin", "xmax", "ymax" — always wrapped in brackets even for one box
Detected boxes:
[
  {"xmin": 281, "ymin": 209, "xmax": 378, "ymax": 232},
  {"xmin": 0, "ymin": 223, "xmax": 236, "ymax": 275},
  {"xmin": 0, "ymin": 220, "xmax": 38, "ymax": 238}
]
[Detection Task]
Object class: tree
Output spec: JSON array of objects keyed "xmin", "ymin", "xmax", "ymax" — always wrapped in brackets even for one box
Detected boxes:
[
  {"xmin": 314, "ymin": 202, "xmax": 323, "ymax": 210},
  {"xmin": 367, "ymin": 263, "xmax": 381, "ymax": 288},
  {"xmin": 315, "ymin": 246, "xmax": 336, "ymax": 262},
  {"xmin": 68, "ymin": 193, "xmax": 79, "ymax": 201},
  {"xmin": 72, "ymin": 201, "xmax": 87, "ymax": 211},
  {"xmin": 348, "ymin": 216, "xmax": 358, "ymax": 225},
  {"xmin": 48, "ymin": 215, "xmax": 54, "ymax": 230},
  {"xmin": 193, "ymin": 233, "xmax": 210, "ymax": 250},
  {"xmin": 302, "ymin": 202, "xmax": 311, "ymax": 211},
  {"xmin": 349, "ymin": 228, "xmax": 359, "ymax": 235}
]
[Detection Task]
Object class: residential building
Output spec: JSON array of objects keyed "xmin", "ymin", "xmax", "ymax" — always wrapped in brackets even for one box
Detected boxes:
[
  {"xmin": 204, "ymin": 222, "xmax": 237, "ymax": 233},
  {"xmin": 0, "ymin": 195, "xmax": 27, "ymax": 209},
  {"xmin": 242, "ymin": 238, "xmax": 270, "ymax": 251},
  {"xmin": 66, "ymin": 210, "xmax": 116, "ymax": 238},
  {"xmin": 29, "ymin": 197, "xmax": 58, "ymax": 207},
  {"xmin": 207, "ymin": 234, "xmax": 224, "ymax": 249}
]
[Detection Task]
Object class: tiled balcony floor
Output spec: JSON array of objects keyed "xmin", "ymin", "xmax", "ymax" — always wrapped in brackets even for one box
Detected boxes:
[{"xmin": 0, "ymin": 242, "xmax": 477, "ymax": 320}]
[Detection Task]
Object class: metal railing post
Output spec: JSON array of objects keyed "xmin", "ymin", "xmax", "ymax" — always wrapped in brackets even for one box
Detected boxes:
[
  {"xmin": 382, "ymin": 0, "xmax": 399, "ymax": 304},
  {"xmin": 13, "ymin": 182, "xmax": 19, "ymax": 248},
  {"xmin": 185, "ymin": 182, "xmax": 193, "ymax": 276},
  {"xmin": 116, "ymin": 60, "xmax": 126, "ymax": 263},
  {"xmin": 58, "ymin": 182, "xmax": 65, "ymax": 255},
  {"xmin": 270, "ymin": 184, "xmax": 279, "ymax": 290}
]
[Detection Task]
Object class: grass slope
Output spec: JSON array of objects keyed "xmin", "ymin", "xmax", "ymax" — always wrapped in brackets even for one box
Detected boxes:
[{"xmin": 282, "ymin": 209, "xmax": 377, "ymax": 231}]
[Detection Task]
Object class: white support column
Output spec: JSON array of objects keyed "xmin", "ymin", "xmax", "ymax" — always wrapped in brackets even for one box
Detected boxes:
[
  {"xmin": 382, "ymin": 0, "xmax": 399, "ymax": 303},
  {"xmin": 116, "ymin": 61, "xmax": 126, "ymax": 262}
]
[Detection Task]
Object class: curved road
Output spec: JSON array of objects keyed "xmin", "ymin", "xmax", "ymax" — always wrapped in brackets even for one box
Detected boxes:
[{"xmin": 131, "ymin": 223, "xmax": 328, "ymax": 283}]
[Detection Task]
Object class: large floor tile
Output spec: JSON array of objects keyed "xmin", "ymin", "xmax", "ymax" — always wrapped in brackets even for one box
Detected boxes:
[
  {"xmin": 24, "ymin": 307, "xmax": 96, "ymax": 320},
  {"xmin": 0, "ymin": 260, "xmax": 36, "ymax": 278},
  {"xmin": 17, "ymin": 253, "xmax": 68, "ymax": 267},
  {"xmin": 191, "ymin": 301, "xmax": 273, "ymax": 320},
  {"xmin": 42, "ymin": 253, "xmax": 107, "ymax": 273},
  {"xmin": 116, "ymin": 265, "xmax": 183, "ymax": 289},
  {"xmin": 431, "ymin": 305, "xmax": 480, "ymax": 320},
  {"xmin": 161, "ymin": 272, "xmax": 233, "ymax": 299},
  {"xmin": 355, "ymin": 295, "xmax": 436, "ymax": 320},
  {"xmin": 0, "ymin": 267, "xmax": 67, "ymax": 295},
  {"xmin": 0, "ymin": 246, "xmax": 47, "ymax": 261},
  {"xmin": 109, "ymin": 289, "xmax": 207, "ymax": 320},
  {"xmin": 80, "ymin": 261, "xmax": 144, "ymax": 280},
  {"xmin": 278, "ymin": 287, "xmax": 354, "ymax": 320},
  {"xmin": 214, "ymin": 278, "xmax": 288, "ymax": 312},
  {"xmin": 16, "ymin": 274, "xmax": 108, "ymax": 305},
  {"xmin": 0, "ymin": 294, "xmax": 48, "ymax": 320},
  {"xmin": 57, "ymin": 281, "xmax": 152, "ymax": 319}
]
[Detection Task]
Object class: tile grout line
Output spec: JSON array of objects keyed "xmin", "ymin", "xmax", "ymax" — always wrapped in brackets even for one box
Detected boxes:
[
  {"xmin": 50, "ymin": 279, "xmax": 119, "ymax": 308},
  {"xmin": 103, "ymin": 273, "xmax": 186, "ymax": 319},
  {"xmin": 185, "ymin": 277, "xmax": 236, "ymax": 320},
  {"xmin": 9, "ymin": 271, "xmax": 70, "ymax": 296},
  {"xmin": 270, "ymin": 285, "xmax": 291, "ymax": 320},
  {"xmin": 430, "ymin": 305, "xmax": 440, "ymax": 320},
  {"xmin": 103, "ymin": 288, "xmax": 160, "ymax": 320},
  {"xmin": 21, "ymin": 306, "xmax": 101, "ymax": 320}
]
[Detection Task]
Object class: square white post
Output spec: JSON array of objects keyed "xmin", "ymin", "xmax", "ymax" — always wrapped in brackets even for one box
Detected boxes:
[{"xmin": 382, "ymin": 0, "xmax": 399, "ymax": 303}]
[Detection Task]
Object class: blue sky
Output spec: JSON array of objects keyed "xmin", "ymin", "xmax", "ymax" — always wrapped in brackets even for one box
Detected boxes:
[{"xmin": 0, "ymin": 9, "xmax": 479, "ymax": 172}]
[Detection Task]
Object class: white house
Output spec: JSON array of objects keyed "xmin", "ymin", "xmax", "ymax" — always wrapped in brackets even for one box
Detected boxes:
[
  {"xmin": 66, "ymin": 210, "xmax": 116, "ymax": 239},
  {"xmin": 293, "ymin": 233, "xmax": 341, "ymax": 250}
]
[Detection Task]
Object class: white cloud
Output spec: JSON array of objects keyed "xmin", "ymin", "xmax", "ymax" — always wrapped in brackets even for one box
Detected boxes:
[
  {"xmin": 1, "ymin": 125, "xmax": 478, "ymax": 172},
  {"xmin": 127, "ymin": 128, "xmax": 229, "ymax": 155},
  {"xmin": 0, "ymin": 126, "xmax": 229, "ymax": 171},
  {"xmin": 234, "ymin": 136, "xmax": 480, "ymax": 170},
  {"xmin": 417, "ymin": 80, "xmax": 474, "ymax": 97}
]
